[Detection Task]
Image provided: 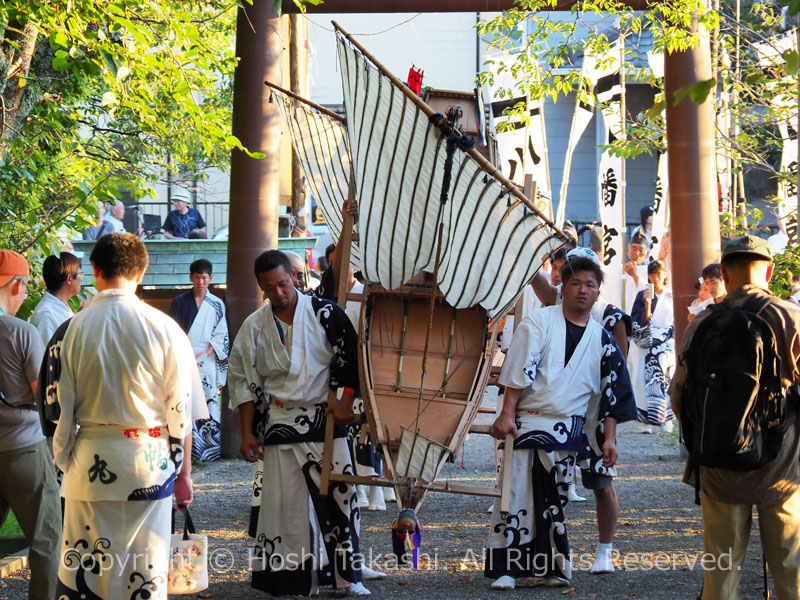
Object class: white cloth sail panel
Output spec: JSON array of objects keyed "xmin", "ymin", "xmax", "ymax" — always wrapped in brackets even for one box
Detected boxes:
[
  {"xmin": 756, "ymin": 34, "xmax": 798, "ymax": 243},
  {"xmin": 777, "ymin": 112, "xmax": 798, "ymax": 242},
  {"xmin": 646, "ymin": 50, "xmax": 670, "ymax": 247},
  {"xmin": 271, "ymin": 89, "xmax": 361, "ymax": 268},
  {"xmin": 556, "ymin": 38, "xmax": 622, "ymax": 227},
  {"xmin": 771, "ymin": 79, "xmax": 798, "ymax": 243},
  {"xmin": 556, "ymin": 101, "xmax": 594, "ymax": 227},
  {"xmin": 395, "ymin": 429, "xmax": 448, "ymax": 483},
  {"xmin": 597, "ymin": 119, "xmax": 624, "ymax": 308},
  {"xmin": 337, "ymin": 34, "xmax": 560, "ymax": 319}
]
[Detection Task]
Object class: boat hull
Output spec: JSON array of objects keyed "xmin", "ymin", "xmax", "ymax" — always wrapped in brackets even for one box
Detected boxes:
[{"xmin": 358, "ymin": 277, "xmax": 494, "ymax": 511}]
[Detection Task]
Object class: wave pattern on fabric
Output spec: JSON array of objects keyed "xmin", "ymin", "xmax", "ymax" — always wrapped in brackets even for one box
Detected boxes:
[{"xmin": 336, "ymin": 33, "xmax": 560, "ymax": 319}]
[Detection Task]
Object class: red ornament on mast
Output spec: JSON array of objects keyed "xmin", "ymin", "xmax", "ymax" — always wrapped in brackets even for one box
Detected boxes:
[{"xmin": 407, "ymin": 64, "xmax": 423, "ymax": 96}]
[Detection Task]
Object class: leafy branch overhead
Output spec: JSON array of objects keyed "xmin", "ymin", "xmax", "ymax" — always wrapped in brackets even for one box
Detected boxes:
[
  {"xmin": 479, "ymin": 0, "xmax": 799, "ymax": 296},
  {"xmin": 0, "ymin": 0, "xmax": 241, "ymax": 255}
]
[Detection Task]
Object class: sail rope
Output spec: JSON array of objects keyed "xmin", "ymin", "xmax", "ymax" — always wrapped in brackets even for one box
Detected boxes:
[{"xmin": 411, "ymin": 107, "xmax": 476, "ymax": 436}]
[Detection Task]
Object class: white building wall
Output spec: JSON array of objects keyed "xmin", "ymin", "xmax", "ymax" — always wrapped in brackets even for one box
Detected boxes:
[{"xmin": 307, "ymin": 13, "xmax": 486, "ymax": 105}]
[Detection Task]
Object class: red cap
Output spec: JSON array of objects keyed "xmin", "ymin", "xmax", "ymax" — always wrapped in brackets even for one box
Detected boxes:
[{"xmin": 0, "ymin": 250, "xmax": 29, "ymax": 287}]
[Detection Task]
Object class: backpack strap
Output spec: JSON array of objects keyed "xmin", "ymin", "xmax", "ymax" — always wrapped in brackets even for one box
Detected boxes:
[
  {"xmin": 694, "ymin": 461, "xmax": 701, "ymax": 506},
  {"xmin": 741, "ymin": 293, "xmax": 775, "ymax": 317}
]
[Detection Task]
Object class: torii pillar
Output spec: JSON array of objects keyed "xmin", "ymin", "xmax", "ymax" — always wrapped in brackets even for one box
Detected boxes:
[
  {"xmin": 664, "ymin": 10, "xmax": 720, "ymax": 344},
  {"xmin": 222, "ymin": 0, "xmax": 282, "ymax": 458},
  {"xmin": 223, "ymin": 0, "xmax": 719, "ymax": 455}
]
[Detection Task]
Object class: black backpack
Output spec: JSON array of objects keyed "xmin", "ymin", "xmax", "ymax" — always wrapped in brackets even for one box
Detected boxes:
[{"xmin": 680, "ymin": 294, "xmax": 786, "ymax": 471}]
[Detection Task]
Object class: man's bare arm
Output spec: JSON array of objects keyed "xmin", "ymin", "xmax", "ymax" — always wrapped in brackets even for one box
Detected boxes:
[
  {"xmin": 612, "ymin": 321, "xmax": 628, "ymax": 358},
  {"xmin": 491, "ymin": 387, "xmax": 521, "ymax": 439},
  {"xmin": 531, "ymin": 271, "xmax": 558, "ymax": 307},
  {"xmin": 602, "ymin": 417, "xmax": 618, "ymax": 467},
  {"xmin": 238, "ymin": 401, "xmax": 263, "ymax": 462},
  {"xmin": 174, "ymin": 433, "xmax": 194, "ymax": 507},
  {"xmin": 330, "ymin": 200, "xmax": 358, "ymax": 295}
]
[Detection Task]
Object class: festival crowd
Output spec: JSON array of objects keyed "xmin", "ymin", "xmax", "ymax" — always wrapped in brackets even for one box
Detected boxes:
[{"xmin": 0, "ymin": 203, "xmax": 798, "ymax": 599}]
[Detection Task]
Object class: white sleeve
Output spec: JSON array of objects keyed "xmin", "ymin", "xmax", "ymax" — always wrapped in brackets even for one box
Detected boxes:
[
  {"xmin": 227, "ymin": 314, "xmax": 261, "ymax": 410},
  {"xmin": 208, "ymin": 300, "xmax": 230, "ymax": 360},
  {"xmin": 53, "ymin": 337, "xmax": 77, "ymax": 473},
  {"xmin": 190, "ymin": 360, "xmax": 210, "ymax": 420},
  {"xmin": 164, "ymin": 328, "xmax": 197, "ymax": 439},
  {"xmin": 498, "ymin": 313, "xmax": 549, "ymax": 390}
]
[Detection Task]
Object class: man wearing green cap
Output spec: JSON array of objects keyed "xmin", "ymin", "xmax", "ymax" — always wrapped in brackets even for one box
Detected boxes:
[
  {"xmin": 671, "ymin": 234, "xmax": 800, "ymax": 599},
  {"xmin": 0, "ymin": 249, "xmax": 61, "ymax": 600}
]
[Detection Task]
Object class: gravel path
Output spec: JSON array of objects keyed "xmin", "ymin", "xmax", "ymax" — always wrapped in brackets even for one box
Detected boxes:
[{"xmin": 1, "ymin": 390, "xmax": 777, "ymax": 599}]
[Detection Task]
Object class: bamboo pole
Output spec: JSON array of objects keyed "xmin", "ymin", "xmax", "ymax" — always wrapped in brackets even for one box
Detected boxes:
[
  {"xmin": 557, "ymin": 91, "xmax": 582, "ymax": 228},
  {"xmin": 620, "ymin": 33, "xmax": 628, "ymax": 261},
  {"xmin": 332, "ymin": 21, "xmax": 568, "ymax": 242},
  {"xmin": 284, "ymin": 0, "xmax": 654, "ymax": 13},
  {"xmin": 320, "ymin": 171, "xmax": 356, "ymax": 495},
  {"xmin": 265, "ymin": 80, "xmax": 345, "ymax": 122},
  {"xmin": 289, "ymin": 14, "xmax": 308, "ymax": 238}
]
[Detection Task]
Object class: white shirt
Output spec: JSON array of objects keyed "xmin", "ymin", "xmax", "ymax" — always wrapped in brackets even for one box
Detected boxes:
[
  {"xmin": 104, "ymin": 215, "xmax": 125, "ymax": 233},
  {"xmin": 29, "ymin": 291, "xmax": 73, "ymax": 345},
  {"xmin": 228, "ymin": 292, "xmax": 333, "ymax": 411},
  {"xmin": 622, "ymin": 265, "xmax": 648, "ymax": 314},
  {"xmin": 500, "ymin": 304, "xmax": 603, "ymax": 420},
  {"xmin": 54, "ymin": 288, "xmax": 206, "ymax": 500}
]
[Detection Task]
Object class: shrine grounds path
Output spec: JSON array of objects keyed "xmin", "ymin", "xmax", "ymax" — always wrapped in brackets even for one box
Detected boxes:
[{"xmin": 1, "ymin": 388, "xmax": 777, "ymax": 599}]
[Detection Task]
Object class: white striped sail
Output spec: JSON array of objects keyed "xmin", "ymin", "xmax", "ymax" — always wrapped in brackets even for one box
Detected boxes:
[
  {"xmin": 271, "ymin": 89, "xmax": 361, "ymax": 267},
  {"xmin": 336, "ymin": 32, "xmax": 561, "ymax": 319}
]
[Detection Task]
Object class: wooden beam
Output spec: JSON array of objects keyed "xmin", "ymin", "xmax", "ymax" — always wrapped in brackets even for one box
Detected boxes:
[
  {"xmin": 320, "ymin": 175, "xmax": 357, "ymax": 496},
  {"xmin": 326, "ymin": 472, "xmax": 503, "ymax": 498},
  {"xmin": 500, "ymin": 433, "xmax": 514, "ymax": 513}
]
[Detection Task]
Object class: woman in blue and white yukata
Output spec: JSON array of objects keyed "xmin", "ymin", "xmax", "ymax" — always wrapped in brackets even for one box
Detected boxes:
[{"xmin": 628, "ymin": 259, "xmax": 676, "ymax": 433}]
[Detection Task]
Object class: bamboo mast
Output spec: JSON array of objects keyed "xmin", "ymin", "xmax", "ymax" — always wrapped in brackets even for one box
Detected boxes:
[
  {"xmin": 290, "ymin": 14, "xmax": 309, "ymax": 237},
  {"xmin": 265, "ymin": 80, "xmax": 346, "ymax": 122}
]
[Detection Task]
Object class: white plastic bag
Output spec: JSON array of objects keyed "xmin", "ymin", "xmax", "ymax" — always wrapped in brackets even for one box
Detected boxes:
[{"xmin": 168, "ymin": 505, "xmax": 208, "ymax": 594}]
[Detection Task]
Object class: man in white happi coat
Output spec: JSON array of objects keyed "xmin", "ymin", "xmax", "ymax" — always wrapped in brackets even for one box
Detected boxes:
[
  {"xmin": 229, "ymin": 249, "xmax": 369, "ymax": 597},
  {"xmin": 622, "ymin": 233, "xmax": 648, "ymax": 314},
  {"xmin": 486, "ymin": 254, "xmax": 635, "ymax": 590},
  {"xmin": 29, "ymin": 252, "xmax": 83, "ymax": 345},
  {"xmin": 529, "ymin": 247, "xmax": 633, "ymax": 574},
  {"xmin": 51, "ymin": 233, "xmax": 205, "ymax": 600},
  {"xmin": 169, "ymin": 258, "xmax": 229, "ymax": 461}
]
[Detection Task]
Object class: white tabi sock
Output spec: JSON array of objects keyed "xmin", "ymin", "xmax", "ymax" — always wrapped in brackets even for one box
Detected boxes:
[{"xmin": 596, "ymin": 542, "xmax": 612, "ymax": 555}]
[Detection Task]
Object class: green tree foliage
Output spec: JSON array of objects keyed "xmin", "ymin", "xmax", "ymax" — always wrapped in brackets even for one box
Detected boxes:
[
  {"xmin": 0, "ymin": 1, "xmax": 240, "ymax": 257},
  {"xmin": 477, "ymin": 0, "xmax": 717, "ymax": 117},
  {"xmin": 479, "ymin": 0, "xmax": 799, "ymax": 297}
]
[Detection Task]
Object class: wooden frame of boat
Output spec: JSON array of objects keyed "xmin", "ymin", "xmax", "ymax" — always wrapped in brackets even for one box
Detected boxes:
[
  {"xmin": 318, "ymin": 233, "xmax": 516, "ymax": 513},
  {"xmin": 313, "ymin": 174, "xmax": 516, "ymax": 512}
]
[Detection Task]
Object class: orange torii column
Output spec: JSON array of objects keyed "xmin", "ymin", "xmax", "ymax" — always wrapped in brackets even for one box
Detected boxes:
[
  {"xmin": 664, "ymin": 10, "xmax": 720, "ymax": 346},
  {"xmin": 223, "ymin": 0, "xmax": 282, "ymax": 458}
]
